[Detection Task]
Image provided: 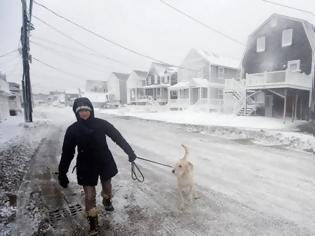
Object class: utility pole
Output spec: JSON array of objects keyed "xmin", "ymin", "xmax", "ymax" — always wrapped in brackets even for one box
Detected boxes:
[{"xmin": 21, "ymin": 0, "xmax": 33, "ymax": 122}]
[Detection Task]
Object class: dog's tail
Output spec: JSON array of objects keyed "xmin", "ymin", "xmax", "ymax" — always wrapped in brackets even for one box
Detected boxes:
[{"xmin": 181, "ymin": 144, "xmax": 189, "ymax": 160}]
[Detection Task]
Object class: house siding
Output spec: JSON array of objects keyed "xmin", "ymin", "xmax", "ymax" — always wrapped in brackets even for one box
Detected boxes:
[{"xmin": 242, "ymin": 17, "xmax": 313, "ymax": 76}]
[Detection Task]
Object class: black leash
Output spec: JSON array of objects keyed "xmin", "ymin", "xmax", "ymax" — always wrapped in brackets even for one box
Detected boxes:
[
  {"xmin": 136, "ymin": 156, "xmax": 173, "ymax": 168},
  {"xmin": 131, "ymin": 162, "xmax": 144, "ymax": 182},
  {"xmin": 130, "ymin": 157, "xmax": 173, "ymax": 182}
]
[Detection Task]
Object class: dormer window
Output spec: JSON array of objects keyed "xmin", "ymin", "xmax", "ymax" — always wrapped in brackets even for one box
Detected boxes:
[
  {"xmin": 256, "ymin": 36, "xmax": 265, "ymax": 52},
  {"xmin": 282, "ymin": 29, "xmax": 293, "ymax": 47}
]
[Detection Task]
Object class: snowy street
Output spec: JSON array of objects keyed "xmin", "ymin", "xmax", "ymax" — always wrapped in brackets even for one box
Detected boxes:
[{"xmin": 2, "ymin": 107, "xmax": 313, "ymax": 235}]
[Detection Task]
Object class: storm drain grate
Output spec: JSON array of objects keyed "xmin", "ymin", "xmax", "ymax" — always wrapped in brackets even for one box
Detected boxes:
[
  {"xmin": 48, "ymin": 203, "xmax": 83, "ymax": 229},
  {"xmin": 69, "ymin": 203, "xmax": 83, "ymax": 217}
]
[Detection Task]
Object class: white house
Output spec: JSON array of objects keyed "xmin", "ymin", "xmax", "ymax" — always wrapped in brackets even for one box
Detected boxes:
[
  {"xmin": 0, "ymin": 72, "xmax": 10, "ymax": 121},
  {"xmin": 107, "ymin": 72, "xmax": 129, "ymax": 105},
  {"xmin": 144, "ymin": 62, "xmax": 177, "ymax": 105},
  {"xmin": 229, "ymin": 14, "xmax": 315, "ymax": 121},
  {"xmin": 169, "ymin": 49, "xmax": 240, "ymax": 111},
  {"xmin": 84, "ymin": 80, "xmax": 108, "ymax": 108},
  {"xmin": 126, "ymin": 70, "xmax": 148, "ymax": 105},
  {"xmin": 86, "ymin": 80, "xmax": 108, "ymax": 93},
  {"xmin": 8, "ymin": 82, "xmax": 22, "ymax": 115}
]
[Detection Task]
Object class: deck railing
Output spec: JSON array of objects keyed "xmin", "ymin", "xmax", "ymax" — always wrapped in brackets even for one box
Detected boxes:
[{"xmin": 246, "ymin": 70, "xmax": 311, "ymax": 89}]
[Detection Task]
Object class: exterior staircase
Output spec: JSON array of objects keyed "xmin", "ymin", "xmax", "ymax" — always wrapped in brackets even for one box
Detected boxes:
[{"xmin": 224, "ymin": 78, "xmax": 257, "ymax": 116}]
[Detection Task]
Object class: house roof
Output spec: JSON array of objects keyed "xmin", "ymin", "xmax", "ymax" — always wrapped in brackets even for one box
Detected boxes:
[
  {"xmin": 113, "ymin": 72, "xmax": 129, "ymax": 80},
  {"xmin": 133, "ymin": 70, "xmax": 148, "ymax": 79},
  {"xmin": 169, "ymin": 78, "xmax": 224, "ymax": 90},
  {"xmin": 150, "ymin": 62, "xmax": 177, "ymax": 76},
  {"xmin": 195, "ymin": 49, "xmax": 240, "ymax": 69},
  {"xmin": 249, "ymin": 13, "xmax": 315, "ymax": 52}
]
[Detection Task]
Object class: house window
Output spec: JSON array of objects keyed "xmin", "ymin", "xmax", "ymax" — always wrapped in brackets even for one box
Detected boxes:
[
  {"xmin": 147, "ymin": 76, "xmax": 151, "ymax": 85},
  {"xmin": 164, "ymin": 75, "xmax": 169, "ymax": 84},
  {"xmin": 131, "ymin": 89, "xmax": 135, "ymax": 99},
  {"xmin": 282, "ymin": 29, "xmax": 293, "ymax": 47},
  {"xmin": 287, "ymin": 60, "xmax": 300, "ymax": 72},
  {"xmin": 170, "ymin": 90, "xmax": 177, "ymax": 99},
  {"xmin": 154, "ymin": 75, "xmax": 158, "ymax": 84},
  {"xmin": 256, "ymin": 36, "xmax": 265, "ymax": 52},
  {"xmin": 218, "ymin": 67, "xmax": 224, "ymax": 77}
]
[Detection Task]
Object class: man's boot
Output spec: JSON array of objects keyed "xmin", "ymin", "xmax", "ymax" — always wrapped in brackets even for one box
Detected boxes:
[
  {"xmin": 87, "ymin": 208, "xmax": 99, "ymax": 236},
  {"xmin": 102, "ymin": 192, "xmax": 114, "ymax": 211}
]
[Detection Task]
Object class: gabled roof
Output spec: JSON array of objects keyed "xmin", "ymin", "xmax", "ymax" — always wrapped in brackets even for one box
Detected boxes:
[
  {"xmin": 133, "ymin": 70, "xmax": 148, "ymax": 79},
  {"xmin": 193, "ymin": 49, "xmax": 240, "ymax": 69},
  {"xmin": 250, "ymin": 13, "xmax": 315, "ymax": 51},
  {"xmin": 112, "ymin": 72, "xmax": 129, "ymax": 81},
  {"xmin": 150, "ymin": 62, "xmax": 177, "ymax": 76}
]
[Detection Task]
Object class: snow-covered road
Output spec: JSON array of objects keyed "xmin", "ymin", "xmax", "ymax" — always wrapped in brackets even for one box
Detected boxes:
[{"xmin": 12, "ymin": 108, "xmax": 315, "ymax": 235}]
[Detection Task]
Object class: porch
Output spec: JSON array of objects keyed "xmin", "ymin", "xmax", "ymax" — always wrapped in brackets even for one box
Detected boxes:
[
  {"xmin": 144, "ymin": 86, "xmax": 169, "ymax": 105},
  {"xmin": 168, "ymin": 79, "xmax": 223, "ymax": 111},
  {"xmin": 246, "ymin": 70, "xmax": 312, "ymax": 90}
]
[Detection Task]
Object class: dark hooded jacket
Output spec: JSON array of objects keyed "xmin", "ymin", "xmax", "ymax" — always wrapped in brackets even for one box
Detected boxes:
[{"xmin": 59, "ymin": 97, "xmax": 136, "ymax": 186}]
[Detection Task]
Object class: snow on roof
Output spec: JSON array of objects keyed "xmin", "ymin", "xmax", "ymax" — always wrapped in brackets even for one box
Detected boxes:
[
  {"xmin": 132, "ymin": 70, "xmax": 148, "ymax": 80},
  {"xmin": 113, "ymin": 72, "xmax": 129, "ymax": 80},
  {"xmin": 196, "ymin": 49, "xmax": 240, "ymax": 69},
  {"xmin": 133, "ymin": 70, "xmax": 148, "ymax": 78},
  {"xmin": 170, "ymin": 78, "xmax": 224, "ymax": 90},
  {"xmin": 169, "ymin": 81, "xmax": 190, "ymax": 89},
  {"xmin": 151, "ymin": 62, "xmax": 177, "ymax": 76},
  {"xmin": 83, "ymin": 92, "xmax": 108, "ymax": 103},
  {"xmin": 191, "ymin": 78, "xmax": 209, "ymax": 87}
]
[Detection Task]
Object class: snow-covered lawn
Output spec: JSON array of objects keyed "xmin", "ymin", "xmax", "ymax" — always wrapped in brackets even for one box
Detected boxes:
[
  {"xmin": 99, "ymin": 105, "xmax": 304, "ymax": 130},
  {"xmin": 99, "ymin": 105, "xmax": 315, "ymax": 153}
]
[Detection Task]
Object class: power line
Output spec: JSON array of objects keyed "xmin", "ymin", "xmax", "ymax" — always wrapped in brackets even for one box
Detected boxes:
[
  {"xmin": 0, "ymin": 49, "xmax": 18, "ymax": 58},
  {"xmin": 260, "ymin": 0, "xmax": 315, "ymax": 17},
  {"xmin": 31, "ymin": 36, "xmax": 133, "ymax": 68},
  {"xmin": 32, "ymin": 56, "xmax": 102, "ymax": 81},
  {"xmin": 32, "ymin": 35, "xmax": 108, "ymax": 58},
  {"xmin": 33, "ymin": 1, "xmax": 196, "ymax": 71},
  {"xmin": 32, "ymin": 15, "xmax": 131, "ymax": 67},
  {"xmin": 159, "ymin": 0, "xmax": 245, "ymax": 46},
  {"xmin": 30, "ymin": 40, "xmax": 116, "ymax": 73}
]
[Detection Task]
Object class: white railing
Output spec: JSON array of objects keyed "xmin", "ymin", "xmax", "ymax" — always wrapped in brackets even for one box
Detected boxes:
[
  {"xmin": 246, "ymin": 70, "xmax": 312, "ymax": 89},
  {"xmin": 224, "ymin": 78, "xmax": 245, "ymax": 92}
]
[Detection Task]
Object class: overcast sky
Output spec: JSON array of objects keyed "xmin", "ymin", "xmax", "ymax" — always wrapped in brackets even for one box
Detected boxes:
[{"xmin": 1, "ymin": 0, "xmax": 315, "ymax": 93}]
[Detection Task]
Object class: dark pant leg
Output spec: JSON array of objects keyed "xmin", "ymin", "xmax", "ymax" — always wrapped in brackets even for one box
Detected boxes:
[{"xmin": 83, "ymin": 186, "xmax": 96, "ymax": 212}]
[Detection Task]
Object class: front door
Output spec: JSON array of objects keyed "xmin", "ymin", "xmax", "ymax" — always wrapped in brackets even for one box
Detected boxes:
[{"xmin": 265, "ymin": 95, "xmax": 273, "ymax": 117}]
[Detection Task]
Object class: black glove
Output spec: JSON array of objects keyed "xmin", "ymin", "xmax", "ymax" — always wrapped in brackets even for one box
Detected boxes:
[
  {"xmin": 128, "ymin": 152, "xmax": 137, "ymax": 162},
  {"xmin": 58, "ymin": 173, "xmax": 69, "ymax": 188}
]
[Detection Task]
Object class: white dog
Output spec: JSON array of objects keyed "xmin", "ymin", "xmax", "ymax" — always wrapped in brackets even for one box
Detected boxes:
[{"xmin": 172, "ymin": 144, "xmax": 197, "ymax": 209}]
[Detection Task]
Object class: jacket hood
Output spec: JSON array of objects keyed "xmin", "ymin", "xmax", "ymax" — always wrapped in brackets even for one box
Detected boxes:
[{"xmin": 72, "ymin": 97, "xmax": 95, "ymax": 120}]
